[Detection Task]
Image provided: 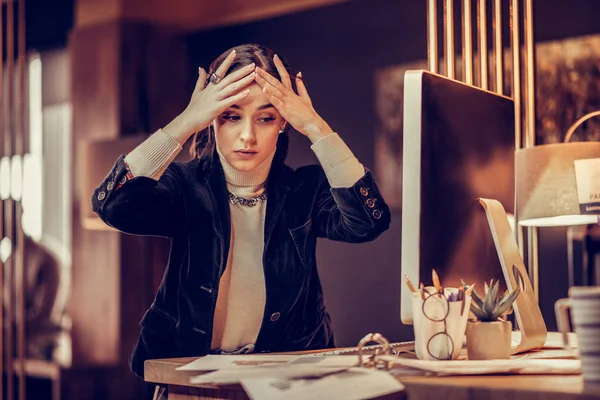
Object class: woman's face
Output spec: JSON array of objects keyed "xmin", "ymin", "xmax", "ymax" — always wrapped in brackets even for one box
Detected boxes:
[{"xmin": 214, "ymin": 82, "xmax": 284, "ymax": 172}]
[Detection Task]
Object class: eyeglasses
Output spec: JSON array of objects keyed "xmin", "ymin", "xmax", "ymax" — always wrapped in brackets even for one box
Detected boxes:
[{"xmin": 421, "ymin": 290, "xmax": 454, "ymax": 360}]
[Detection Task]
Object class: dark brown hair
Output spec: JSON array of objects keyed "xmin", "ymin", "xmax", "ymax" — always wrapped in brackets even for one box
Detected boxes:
[{"xmin": 191, "ymin": 44, "xmax": 296, "ymax": 164}]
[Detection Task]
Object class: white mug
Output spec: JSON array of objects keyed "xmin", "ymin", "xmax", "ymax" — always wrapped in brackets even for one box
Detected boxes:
[{"xmin": 555, "ymin": 286, "xmax": 600, "ymax": 384}]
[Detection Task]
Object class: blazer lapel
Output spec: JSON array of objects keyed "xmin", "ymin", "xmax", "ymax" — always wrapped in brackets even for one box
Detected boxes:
[
  {"xmin": 264, "ymin": 161, "xmax": 292, "ymax": 250},
  {"xmin": 200, "ymin": 155, "xmax": 231, "ymax": 276}
]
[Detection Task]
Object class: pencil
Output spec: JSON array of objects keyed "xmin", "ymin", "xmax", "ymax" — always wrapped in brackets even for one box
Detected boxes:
[
  {"xmin": 404, "ymin": 275, "xmax": 417, "ymax": 293},
  {"xmin": 465, "ymin": 283, "xmax": 476, "ymax": 296},
  {"xmin": 432, "ymin": 269, "xmax": 442, "ymax": 292},
  {"xmin": 419, "ymin": 283, "xmax": 426, "ymax": 300}
]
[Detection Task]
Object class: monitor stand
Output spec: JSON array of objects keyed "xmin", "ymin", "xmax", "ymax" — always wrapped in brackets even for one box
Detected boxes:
[{"xmin": 479, "ymin": 198, "xmax": 547, "ymax": 354}]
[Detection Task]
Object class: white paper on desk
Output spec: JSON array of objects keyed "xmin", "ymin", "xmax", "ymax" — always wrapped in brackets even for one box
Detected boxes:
[
  {"xmin": 511, "ymin": 331, "xmax": 579, "ymax": 349},
  {"xmin": 512, "ymin": 349, "xmax": 578, "ymax": 360},
  {"xmin": 241, "ymin": 368, "xmax": 405, "ymax": 400},
  {"xmin": 288, "ymin": 355, "xmax": 360, "ymax": 368},
  {"xmin": 178, "ymin": 355, "xmax": 359, "ymax": 372},
  {"xmin": 379, "ymin": 356, "xmax": 581, "ymax": 376},
  {"xmin": 176, "ymin": 355, "xmax": 298, "ymax": 371},
  {"xmin": 190, "ymin": 365, "xmax": 353, "ymax": 385}
]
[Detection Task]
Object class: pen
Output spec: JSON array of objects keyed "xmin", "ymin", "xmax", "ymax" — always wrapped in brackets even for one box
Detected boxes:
[
  {"xmin": 404, "ymin": 275, "xmax": 417, "ymax": 293},
  {"xmin": 432, "ymin": 269, "xmax": 442, "ymax": 292}
]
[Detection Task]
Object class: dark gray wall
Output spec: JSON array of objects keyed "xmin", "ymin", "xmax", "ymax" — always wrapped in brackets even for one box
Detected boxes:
[{"xmin": 187, "ymin": 0, "xmax": 600, "ymax": 347}]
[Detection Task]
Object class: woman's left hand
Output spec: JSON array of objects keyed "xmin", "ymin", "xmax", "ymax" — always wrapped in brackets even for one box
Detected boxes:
[{"xmin": 254, "ymin": 55, "xmax": 334, "ymax": 143}]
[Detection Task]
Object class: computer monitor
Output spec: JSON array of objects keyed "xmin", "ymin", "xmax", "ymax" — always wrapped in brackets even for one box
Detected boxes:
[{"xmin": 400, "ymin": 70, "xmax": 515, "ymax": 325}]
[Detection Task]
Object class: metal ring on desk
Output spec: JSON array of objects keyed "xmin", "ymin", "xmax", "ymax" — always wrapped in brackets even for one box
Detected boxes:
[{"xmin": 357, "ymin": 332, "xmax": 394, "ymax": 370}]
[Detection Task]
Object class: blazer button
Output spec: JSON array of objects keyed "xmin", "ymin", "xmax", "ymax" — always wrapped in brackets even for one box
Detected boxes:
[
  {"xmin": 98, "ymin": 191, "xmax": 106, "ymax": 201},
  {"xmin": 366, "ymin": 198, "xmax": 376, "ymax": 208},
  {"xmin": 119, "ymin": 175, "xmax": 127, "ymax": 185},
  {"xmin": 373, "ymin": 209, "xmax": 382, "ymax": 220},
  {"xmin": 106, "ymin": 181, "xmax": 114, "ymax": 191},
  {"xmin": 270, "ymin": 312, "xmax": 281, "ymax": 322},
  {"xmin": 360, "ymin": 187, "xmax": 369, "ymax": 197}
]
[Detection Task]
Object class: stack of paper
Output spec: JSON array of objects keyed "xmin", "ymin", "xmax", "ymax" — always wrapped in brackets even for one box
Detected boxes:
[
  {"xmin": 185, "ymin": 356, "xmax": 359, "ymax": 385},
  {"xmin": 240, "ymin": 368, "xmax": 405, "ymax": 400},
  {"xmin": 379, "ymin": 356, "xmax": 581, "ymax": 376},
  {"xmin": 177, "ymin": 355, "xmax": 406, "ymax": 400}
]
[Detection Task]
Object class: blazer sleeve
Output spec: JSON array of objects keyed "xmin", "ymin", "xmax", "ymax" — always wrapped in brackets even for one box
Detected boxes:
[
  {"xmin": 312, "ymin": 168, "xmax": 391, "ymax": 242},
  {"xmin": 91, "ymin": 155, "xmax": 184, "ymax": 237}
]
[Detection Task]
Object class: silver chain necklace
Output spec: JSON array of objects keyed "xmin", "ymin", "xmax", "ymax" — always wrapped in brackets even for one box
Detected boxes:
[{"xmin": 228, "ymin": 191, "xmax": 267, "ymax": 207}]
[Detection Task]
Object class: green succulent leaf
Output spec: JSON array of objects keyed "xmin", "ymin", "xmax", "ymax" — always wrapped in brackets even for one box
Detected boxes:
[
  {"xmin": 491, "ymin": 288, "xmax": 520, "ymax": 320},
  {"xmin": 470, "ymin": 289, "xmax": 485, "ymax": 310},
  {"xmin": 483, "ymin": 289, "xmax": 496, "ymax": 315},
  {"xmin": 498, "ymin": 290, "xmax": 509, "ymax": 305},
  {"xmin": 470, "ymin": 306, "xmax": 491, "ymax": 321},
  {"xmin": 491, "ymin": 280, "xmax": 500, "ymax": 304},
  {"xmin": 465, "ymin": 280, "xmax": 521, "ymax": 322}
]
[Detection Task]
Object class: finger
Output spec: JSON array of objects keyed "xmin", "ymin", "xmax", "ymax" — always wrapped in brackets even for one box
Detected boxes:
[
  {"xmin": 220, "ymin": 70, "xmax": 256, "ymax": 98},
  {"xmin": 273, "ymin": 54, "xmax": 292, "ymax": 90},
  {"xmin": 220, "ymin": 88, "xmax": 250, "ymax": 109},
  {"xmin": 295, "ymin": 72, "xmax": 312, "ymax": 105},
  {"xmin": 262, "ymin": 86, "xmax": 286, "ymax": 112},
  {"xmin": 212, "ymin": 49, "xmax": 237, "ymax": 83},
  {"xmin": 255, "ymin": 67, "xmax": 286, "ymax": 93},
  {"xmin": 218, "ymin": 63, "xmax": 255, "ymax": 89},
  {"xmin": 255, "ymin": 72, "xmax": 285, "ymax": 99},
  {"xmin": 195, "ymin": 67, "xmax": 208, "ymax": 92}
]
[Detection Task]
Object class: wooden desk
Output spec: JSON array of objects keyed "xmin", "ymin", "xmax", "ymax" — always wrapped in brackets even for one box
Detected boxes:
[{"xmin": 145, "ymin": 357, "xmax": 600, "ymax": 400}]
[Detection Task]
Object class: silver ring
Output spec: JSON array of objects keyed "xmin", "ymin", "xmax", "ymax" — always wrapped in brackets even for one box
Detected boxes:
[{"xmin": 210, "ymin": 72, "xmax": 222, "ymax": 84}]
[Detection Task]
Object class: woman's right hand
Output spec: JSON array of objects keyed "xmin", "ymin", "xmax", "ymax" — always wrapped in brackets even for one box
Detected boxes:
[{"xmin": 163, "ymin": 50, "xmax": 256, "ymax": 145}]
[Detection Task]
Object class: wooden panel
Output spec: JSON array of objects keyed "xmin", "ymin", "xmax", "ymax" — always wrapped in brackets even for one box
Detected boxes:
[
  {"xmin": 70, "ymin": 22, "xmax": 121, "ymax": 141},
  {"xmin": 75, "ymin": 0, "xmax": 122, "ymax": 29},
  {"xmin": 76, "ymin": 0, "xmax": 353, "ymax": 31},
  {"xmin": 68, "ymin": 19, "xmax": 188, "ymax": 379},
  {"xmin": 69, "ymin": 22, "xmax": 122, "ymax": 367}
]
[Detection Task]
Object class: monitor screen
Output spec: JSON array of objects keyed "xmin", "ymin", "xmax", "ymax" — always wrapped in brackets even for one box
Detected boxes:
[{"xmin": 400, "ymin": 70, "xmax": 515, "ymax": 324}]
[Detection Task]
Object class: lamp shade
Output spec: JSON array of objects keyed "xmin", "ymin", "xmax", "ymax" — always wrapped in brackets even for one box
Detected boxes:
[
  {"xmin": 78, "ymin": 135, "xmax": 148, "ymax": 230},
  {"xmin": 516, "ymin": 142, "xmax": 600, "ymax": 227}
]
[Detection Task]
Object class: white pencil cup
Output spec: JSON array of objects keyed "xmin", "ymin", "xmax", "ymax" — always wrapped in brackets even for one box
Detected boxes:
[{"xmin": 412, "ymin": 287, "xmax": 471, "ymax": 361}]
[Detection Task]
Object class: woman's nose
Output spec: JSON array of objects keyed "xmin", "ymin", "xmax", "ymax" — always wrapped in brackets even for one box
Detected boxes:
[{"xmin": 239, "ymin": 122, "xmax": 256, "ymax": 143}]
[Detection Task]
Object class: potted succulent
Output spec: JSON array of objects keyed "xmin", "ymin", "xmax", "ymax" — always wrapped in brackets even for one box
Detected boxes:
[{"xmin": 463, "ymin": 279, "xmax": 520, "ymax": 360}]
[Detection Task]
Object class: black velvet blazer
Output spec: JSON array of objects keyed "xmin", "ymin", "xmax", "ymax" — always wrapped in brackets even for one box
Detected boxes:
[{"xmin": 91, "ymin": 153, "xmax": 390, "ymax": 378}]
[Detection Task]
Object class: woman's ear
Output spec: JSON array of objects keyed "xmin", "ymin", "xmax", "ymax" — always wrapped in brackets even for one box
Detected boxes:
[{"xmin": 279, "ymin": 121, "xmax": 287, "ymax": 134}]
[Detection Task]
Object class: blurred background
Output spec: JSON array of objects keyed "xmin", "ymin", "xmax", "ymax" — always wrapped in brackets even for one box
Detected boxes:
[{"xmin": 1, "ymin": 0, "xmax": 600, "ymax": 398}]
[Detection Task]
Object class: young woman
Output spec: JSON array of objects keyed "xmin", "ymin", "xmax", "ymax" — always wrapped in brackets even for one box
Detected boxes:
[{"xmin": 92, "ymin": 44, "xmax": 390, "ymax": 382}]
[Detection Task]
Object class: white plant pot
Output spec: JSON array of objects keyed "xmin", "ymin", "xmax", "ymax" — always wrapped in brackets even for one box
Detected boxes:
[{"xmin": 466, "ymin": 320, "xmax": 512, "ymax": 360}]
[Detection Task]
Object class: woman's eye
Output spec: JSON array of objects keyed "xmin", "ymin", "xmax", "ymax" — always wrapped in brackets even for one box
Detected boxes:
[
  {"xmin": 222, "ymin": 115, "xmax": 240, "ymax": 121},
  {"xmin": 258, "ymin": 117, "xmax": 276, "ymax": 123}
]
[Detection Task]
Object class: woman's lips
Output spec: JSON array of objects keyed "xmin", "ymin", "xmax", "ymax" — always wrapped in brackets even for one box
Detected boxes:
[{"xmin": 234, "ymin": 150, "xmax": 257, "ymax": 159}]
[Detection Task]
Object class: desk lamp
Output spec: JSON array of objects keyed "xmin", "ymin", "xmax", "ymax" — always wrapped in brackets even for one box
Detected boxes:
[{"xmin": 516, "ymin": 111, "xmax": 600, "ymax": 295}]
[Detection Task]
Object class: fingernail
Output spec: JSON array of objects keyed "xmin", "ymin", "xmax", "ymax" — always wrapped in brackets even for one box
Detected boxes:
[
  {"xmin": 297, "ymin": 71, "xmax": 302, "ymax": 78},
  {"xmin": 248, "ymin": 62, "xmax": 255, "ymax": 68},
  {"xmin": 274, "ymin": 54, "xmax": 279, "ymax": 61},
  {"xmin": 198, "ymin": 67, "xmax": 202, "ymax": 74},
  {"xmin": 230, "ymin": 49, "xmax": 236, "ymax": 56}
]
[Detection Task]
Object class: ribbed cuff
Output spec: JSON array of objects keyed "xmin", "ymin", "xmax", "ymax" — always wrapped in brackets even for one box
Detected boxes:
[
  {"xmin": 310, "ymin": 133, "xmax": 365, "ymax": 188},
  {"xmin": 124, "ymin": 129, "xmax": 182, "ymax": 180}
]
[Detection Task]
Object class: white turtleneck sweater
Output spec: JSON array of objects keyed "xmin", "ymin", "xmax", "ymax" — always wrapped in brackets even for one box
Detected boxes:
[{"xmin": 124, "ymin": 129, "xmax": 364, "ymax": 351}]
